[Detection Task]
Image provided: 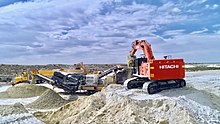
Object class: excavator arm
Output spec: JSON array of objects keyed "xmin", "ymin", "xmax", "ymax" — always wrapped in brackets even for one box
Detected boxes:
[
  {"xmin": 128, "ymin": 40, "xmax": 155, "ymax": 67},
  {"xmin": 130, "ymin": 40, "xmax": 155, "ymax": 60}
]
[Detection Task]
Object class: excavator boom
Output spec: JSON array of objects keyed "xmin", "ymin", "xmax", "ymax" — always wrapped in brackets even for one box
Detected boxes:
[{"xmin": 130, "ymin": 40, "xmax": 155, "ymax": 60}]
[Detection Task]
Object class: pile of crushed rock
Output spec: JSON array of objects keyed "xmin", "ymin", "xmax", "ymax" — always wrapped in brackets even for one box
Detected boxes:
[
  {"xmin": 34, "ymin": 85, "xmax": 198, "ymax": 124},
  {"xmin": 0, "ymin": 103, "xmax": 43, "ymax": 124},
  {"xmin": 0, "ymin": 84, "xmax": 48, "ymax": 98},
  {"xmin": 0, "ymin": 103, "xmax": 28, "ymax": 116},
  {"xmin": 0, "ymin": 84, "xmax": 69, "ymax": 123},
  {"xmin": 1, "ymin": 82, "xmax": 219, "ymax": 124},
  {"xmin": 26, "ymin": 89, "xmax": 69, "ymax": 110}
]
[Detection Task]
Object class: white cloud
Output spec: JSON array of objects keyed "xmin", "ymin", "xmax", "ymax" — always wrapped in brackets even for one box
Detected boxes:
[
  {"xmin": 212, "ymin": 24, "xmax": 220, "ymax": 28},
  {"xmin": 205, "ymin": 4, "xmax": 219, "ymax": 9},
  {"xmin": 213, "ymin": 4, "xmax": 219, "ymax": 9},
  {"xmin": 216, "ymin": 30, "xmax": 220, "ymax": 34},
  {"xmin": 163, "ymin": 29, "xmax": 185, "ymax": 36},
  {"xmin": 0, "ymin": 0, "xmax": 219, "ymax": 64},
  {"xmin": 161, "ymin": 33, "xmax": 220, "ymax": 62},
  {"xmin": 190, "ymin": 28, "xmax": 208, "ymax": 34},
  {"xmin": 172, "ymin": 7, "xmax": 181, "ymax": 13},
  {"xmin": 205, "ymin": 4, "xmax": 210, "ymax": 8},
  {"xmin": 188, "ymin": 0, "xmax": 207, "ymax": 7}
]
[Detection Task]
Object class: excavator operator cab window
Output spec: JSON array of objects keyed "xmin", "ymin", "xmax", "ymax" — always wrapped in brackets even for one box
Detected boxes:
[
  {"xmin": 142, "ymin": 57, "xmax": 147, "ymax": 63},
  {"xmin": 139, "ymin": 54, "xmax": 147, "ymax": 63}
]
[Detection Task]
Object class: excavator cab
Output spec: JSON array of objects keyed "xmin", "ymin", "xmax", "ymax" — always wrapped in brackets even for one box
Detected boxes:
[{"xmin": 133, "ymin": 57, "xmax": 147, "ymax": 75}]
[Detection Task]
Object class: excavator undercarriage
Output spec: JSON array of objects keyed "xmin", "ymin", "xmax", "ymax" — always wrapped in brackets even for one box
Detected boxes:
[{"xmin": 125, "ymin": 77, "xmax": 186, "ymax": 94}]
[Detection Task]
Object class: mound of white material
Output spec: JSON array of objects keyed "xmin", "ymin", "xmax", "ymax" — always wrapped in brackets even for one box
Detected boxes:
[
  {"xmin": 34, "ymin": 84, "xmax": 220, "ymax": 124},
  {"xmin": 0, "ymin": 103, "xmax": 28, "ymax": 116},
  {"xmin": 0, "ymin": 102, "xmax": 43, "ymax": 124},
  {"xmin": 0, "ymin": 84, "xmax": 48, "ymax": 98},
  {"xmin": 26, "ymin": 89, "xmax": 69, "ymax": 109},
  {"xmin": 0, "ymin": 113, "xmax": 43, "ymax": 124}
]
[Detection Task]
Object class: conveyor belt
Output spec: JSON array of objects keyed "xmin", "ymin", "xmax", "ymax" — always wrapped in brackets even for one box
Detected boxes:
[
  {"xmin": 98, "ymin": 66, "xmax": 118, "ymax": 79},
  {"xmin": 36, "ymin": 74, "xmax": 54, "ymax": 83}
]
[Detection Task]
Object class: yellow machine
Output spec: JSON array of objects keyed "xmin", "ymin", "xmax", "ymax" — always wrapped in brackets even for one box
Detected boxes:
[
  {"xmin": 10, "ymin": 70, "xmax": 55, "ymax": 85},
  {"xmin": 11, "ymin": 71, "xmax": 30, "ymax": 85}
]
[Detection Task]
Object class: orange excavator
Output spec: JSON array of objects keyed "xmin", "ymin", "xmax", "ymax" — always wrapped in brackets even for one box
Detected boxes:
[{"xmin": 124, "ymin": 40, "xmax": 186, "ymax": 94}]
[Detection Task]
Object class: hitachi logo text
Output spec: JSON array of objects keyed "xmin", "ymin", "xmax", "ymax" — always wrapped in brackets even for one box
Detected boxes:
[{"xmin": 159, "ymin": 65, "xmax": 179, "ymax": 69}]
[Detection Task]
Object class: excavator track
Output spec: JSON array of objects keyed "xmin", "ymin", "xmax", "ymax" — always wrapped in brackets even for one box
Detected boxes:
[
  {"xmin": 124, "ymin": 77, "xmax": 149, "ymax": 89},
  {"xmin": 143, "ymin": 81, "xmax": 160, "ymax": 94},
  {"xmin": 125, "ymin": 77, "xmax": 186, "ymax": 94}
]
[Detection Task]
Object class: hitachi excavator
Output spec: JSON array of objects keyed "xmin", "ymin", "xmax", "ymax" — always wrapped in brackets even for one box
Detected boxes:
[{"xmin": 124, "ymin": 40, "xmax": 186, "ymax": 94}]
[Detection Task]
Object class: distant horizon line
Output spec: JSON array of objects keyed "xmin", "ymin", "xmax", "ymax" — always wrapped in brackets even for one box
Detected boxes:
[{"xmin": 0, "ymin": 62, "xmax": 220, "ymax": 66}]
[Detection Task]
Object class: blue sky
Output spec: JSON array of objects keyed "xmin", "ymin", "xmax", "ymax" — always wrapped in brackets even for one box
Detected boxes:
[{"xmin": 0, "ymin": 0, "xmax": 220, "ymax": 64}]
